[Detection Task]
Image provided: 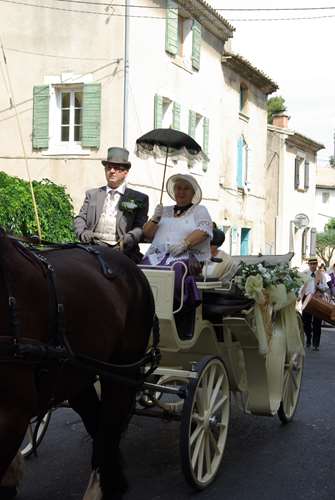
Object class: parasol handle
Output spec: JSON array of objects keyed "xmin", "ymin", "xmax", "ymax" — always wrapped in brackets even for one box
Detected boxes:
[{"xmin": 159, "ymin": 147, "xmax": 169, "ymax": 204}]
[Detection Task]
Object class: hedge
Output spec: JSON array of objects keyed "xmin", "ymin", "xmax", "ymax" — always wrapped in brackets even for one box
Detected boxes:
[{"xmin": 0, "ymin": 171, "xmax": 76, "ymax": 242}]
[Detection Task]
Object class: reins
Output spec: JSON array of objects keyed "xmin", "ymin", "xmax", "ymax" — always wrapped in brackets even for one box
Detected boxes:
[{"xmin": 0, "ymin": 234, "xmax": 160, "ymax": 387}]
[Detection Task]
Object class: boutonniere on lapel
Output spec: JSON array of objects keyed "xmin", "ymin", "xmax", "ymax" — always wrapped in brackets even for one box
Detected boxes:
[{"xmin": 119, "ymin": 199, "xmax": 143, "ymax": 214}]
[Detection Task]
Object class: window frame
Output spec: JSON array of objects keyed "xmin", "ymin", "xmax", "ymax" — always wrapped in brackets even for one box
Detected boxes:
[
  {"xmin": 294, "ymin": 154, "xmax": 309, "ymax": 192},
  {"xmin": 42, "ymin": 73, "xmax": 97, "ymax": 155},
  {"xmin": 239, "ymin": 83, "xmax": 248, "ymax": 115},
  {"xmin": 322, "ymin": 191, "xmax": 330, "ymax": 204}
]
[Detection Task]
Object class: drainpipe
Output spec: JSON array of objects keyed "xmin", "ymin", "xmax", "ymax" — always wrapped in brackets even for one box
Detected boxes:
[{"xmin": 123, "ymin": 0, "xmax": 129, "ymax": 148}]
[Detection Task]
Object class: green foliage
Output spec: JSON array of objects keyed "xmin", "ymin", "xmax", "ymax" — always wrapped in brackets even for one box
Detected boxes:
[
  {"xmin": 234, "ymin": 262, "xmax": 304, "ymax": 297},
  {"xmin": 0, "ymin": 171, "xmax": 76, "ymax": 242},
  {"xmin": 267, "ymin": 96, "xmax": 287, "ymax": 124},
  {"xmin": 330, "ymin": 155, "xmax": 335, "ymax": 168},
  {"xmin": 316, "ymin": 219, "xmax": 335, "ymax": 267}
]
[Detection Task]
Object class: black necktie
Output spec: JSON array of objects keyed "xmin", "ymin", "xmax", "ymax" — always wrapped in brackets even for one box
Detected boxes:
[{"xmin": 311, "ymin": 272, "xmax": 315, "ymax": 278}]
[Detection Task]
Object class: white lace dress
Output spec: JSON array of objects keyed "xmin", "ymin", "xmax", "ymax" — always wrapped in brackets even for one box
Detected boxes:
[{"xmin": 145, "ymin": 205, "xmax": 213, "ymax": 266}]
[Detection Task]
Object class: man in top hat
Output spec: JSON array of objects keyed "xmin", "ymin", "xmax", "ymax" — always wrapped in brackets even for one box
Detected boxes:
[
  {"xmin": 74, "ymin": 147, "xmax": 149, "ymax": 263},
  {"xmin": 300, "ymin": 256, "xmax": 330, "ymax": 350}
]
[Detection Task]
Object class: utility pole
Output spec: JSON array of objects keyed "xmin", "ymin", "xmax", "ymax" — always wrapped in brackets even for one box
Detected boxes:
[{"xmin": 123, "ymin": 0, "xmax": 129, "ymax": 149}]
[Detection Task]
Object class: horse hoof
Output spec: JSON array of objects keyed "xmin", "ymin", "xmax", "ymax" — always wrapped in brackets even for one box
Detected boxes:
[{"xmin": 0, "ymin": 486, "xmax": 18, "ymax": 499}]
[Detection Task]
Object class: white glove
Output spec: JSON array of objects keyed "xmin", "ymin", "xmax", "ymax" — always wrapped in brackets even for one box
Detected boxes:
[
  {"xmin": 151, "ymin": 204, "xmax": 163, "ymax": 223},
  {"xmin": 169, "ymin": 239, "xmax": 189, "ymax": 257}
]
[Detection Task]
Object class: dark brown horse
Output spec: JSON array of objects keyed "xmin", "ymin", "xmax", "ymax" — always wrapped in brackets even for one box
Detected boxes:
[{"xmin": 0, "ymin": 229, "xmax": 156, "ymax": 499}]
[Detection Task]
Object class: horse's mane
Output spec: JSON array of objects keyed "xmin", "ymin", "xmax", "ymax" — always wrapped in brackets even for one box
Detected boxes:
[{"xmin": 0, "ymin": 230, "xmax": 47, "ymax": 276}]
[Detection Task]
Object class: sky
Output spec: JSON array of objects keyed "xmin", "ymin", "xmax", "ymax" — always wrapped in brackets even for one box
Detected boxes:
[{"xmin": 211, "ymin": 0, "xmax": 335, "ymax": 165}]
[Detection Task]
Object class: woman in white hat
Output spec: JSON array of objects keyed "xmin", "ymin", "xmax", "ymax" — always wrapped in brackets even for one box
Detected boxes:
[
  {"xmin": 142, "ymin": 174, "xmax": 212, "ymax": 337},
  {"xmin": 143, "ymin": 174, "xmax": 212, "ymax": 269}
]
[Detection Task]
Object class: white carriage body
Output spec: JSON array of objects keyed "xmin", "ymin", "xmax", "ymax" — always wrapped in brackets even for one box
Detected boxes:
[{"xmin": 141, "ymin": 253, "xmax": 303, "ymax": 417}]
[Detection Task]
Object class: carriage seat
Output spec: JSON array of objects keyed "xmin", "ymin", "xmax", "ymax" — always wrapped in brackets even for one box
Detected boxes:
[{"xmin": 202, "ymin": 291, "xmax": 254, "ymax": 323}]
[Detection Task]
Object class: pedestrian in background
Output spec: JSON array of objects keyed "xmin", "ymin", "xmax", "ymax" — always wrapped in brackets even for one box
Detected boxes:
[
  {"xmin": 328, "ymin": 263, "xmax": 335, "ymax": 297},
  {"xmin": 300, "ymin": 257, "xmax": 329, "ymax": 351}
]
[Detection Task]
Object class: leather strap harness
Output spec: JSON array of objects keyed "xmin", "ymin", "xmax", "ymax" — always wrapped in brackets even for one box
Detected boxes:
[{"xmin": 0, "ymin": 235, "xmax": 160, "ymax": 388}]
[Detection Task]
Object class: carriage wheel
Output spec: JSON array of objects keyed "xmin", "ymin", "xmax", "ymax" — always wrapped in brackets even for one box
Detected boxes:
[
  {"xmin": 154, "ymin": 375, "xmax": 188, "ymax": 413},
  {"xmin": 180, "ymin": 356, "xmax": 230, "ymax": 490},
  {"xmin": 20, "ymin": 411, "xmax": 52, "ymax": 458},
  {"xmin": 277, "ymin": 325, "xmax": 304, "ymax": 423}
]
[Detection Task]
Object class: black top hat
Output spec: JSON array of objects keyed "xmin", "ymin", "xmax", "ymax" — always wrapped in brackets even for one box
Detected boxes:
[
  {"xmin": 211, "ymin": 228, "xmax": 225, "ymax": 247},
  {"xmin": 102, "ymin": 147, "xmax": 131, "ymax": 168}
]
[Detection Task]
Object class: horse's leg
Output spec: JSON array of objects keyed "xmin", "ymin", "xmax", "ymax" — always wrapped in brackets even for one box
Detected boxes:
[
  {"xmin": 0, "ymin": 407, "xmax": 31, "ymax": 499},
  {"xmin": 0, "ymin": 369, "xmax": 38, "ymax": 498},
  {"xmin": 0, "ymin": 452, "xmax": 24, "ymax": 499},
  {"xmin": 83, "ymin": 379, "xmax": 137, "ymax": 500},
  {"xmin": 68, "ymin": 383, "xmax": 101, "ymax": 440}
]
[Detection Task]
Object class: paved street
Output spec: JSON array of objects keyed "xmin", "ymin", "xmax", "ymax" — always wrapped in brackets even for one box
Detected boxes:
[{"xmin": 19, "ymin": 328, "xmax": 335, "ymax": 500}]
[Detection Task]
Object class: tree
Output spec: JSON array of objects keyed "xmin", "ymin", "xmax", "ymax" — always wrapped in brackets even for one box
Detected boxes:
[
  {"xmin": 0, "ymin": 172, "xmax": 76, "ymax": 242},
  {"xmin": 267, "ymin": 96, "xmax": 287, "ymax": 124},
  {"xmin": 316, "ymin": 218, "xmax": 335, "ymax": 267},
  {"xmin": 330, "ymin": 155, "xmax": 335, "ymax": 168}
]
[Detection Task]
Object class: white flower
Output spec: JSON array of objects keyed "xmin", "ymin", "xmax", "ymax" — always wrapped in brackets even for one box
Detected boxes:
[
  {"xmin": 122, "ymin": 201, "xmax": 137, "ymax": 209},
  {"xmin": 245, "ymin": 274, "xmax": 265, "ymax": 304}
]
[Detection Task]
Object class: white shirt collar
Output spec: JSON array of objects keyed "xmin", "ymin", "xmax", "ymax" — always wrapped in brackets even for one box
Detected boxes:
[{"xmin": 106, "ymin": 182, "xmax": 126, "ymax": 195}]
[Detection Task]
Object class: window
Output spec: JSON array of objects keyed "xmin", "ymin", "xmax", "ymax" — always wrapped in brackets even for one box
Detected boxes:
[
  {"xmin": 59, "ymin": 89, "xmax": 82, "ymax": 143},
  {"xmin": 294, "ymin": 156, "xmax": 309, "ymax": 191},
  {"xmin": 240, "ymin": 228, "xmax": 250, "ymax": 256},
  {"xmin": 165, "ymin": 0, "xmax": 201, "ymax": 70},
  {"xmin": 322, "ymin": 191, "xmax": 330, "ymax": 204},
  {"xmin": 162, "ymin": 97, "xmax": 173, "ymax": 128},
  {"xmin": 188, "ymin": 110, "xmax": 209, "ymax": 172},
  {"xmin": 154, "ymin": 95, "xmax": 180, "ymax": 130},
  {"xmin": 32, "ymin": 82, "xmax": 101, "ymax": 153},
  {"xmin": 239, "ymin": 84, "xmax": 248, "ymax": 113}
]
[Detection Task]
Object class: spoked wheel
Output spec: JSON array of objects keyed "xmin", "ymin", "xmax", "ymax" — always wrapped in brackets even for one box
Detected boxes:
[
  {"xmin": 180, "ymin": 356, "xmax": 230, "ymax": 490},
  {"xmin": 278, "ymin": 325, "xmax": 304, "ymax": 423},
  {"xmin": 20, "ymin": 411, "xmax": 52, "ymax": 458}
]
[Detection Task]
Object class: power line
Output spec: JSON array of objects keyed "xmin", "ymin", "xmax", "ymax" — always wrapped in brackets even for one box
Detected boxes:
[
  {"xmin": 5, "ymin": 47, "xmax": 111, "ymax": 60},
  {"xmin": 228, "ymin": 14, "xmax": 335, "ymax": 21},
  {"xmin": 55, "ymin": 0, "xmax": 335, "ymax": 11},
  {"xmin": 1, "ymin": 0, "xmax": 335, "ymax": 21},
  {"xmin": 0, "ymin": 0, "xmax": 166, "ymax": 18}
]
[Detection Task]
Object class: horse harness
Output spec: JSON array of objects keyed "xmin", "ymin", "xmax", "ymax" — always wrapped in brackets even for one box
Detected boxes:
[{"xmin": 0, "ymin": 237, "xmax": 161, "ymax": 390}]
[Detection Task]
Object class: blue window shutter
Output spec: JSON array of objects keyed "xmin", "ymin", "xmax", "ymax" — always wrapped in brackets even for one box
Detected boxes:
[
  {"xmin": 191, "ymin": 20, "xmax": 201, "ymax": 70},
  {"xmin": 32, "ymin": 85, "xmax": 49, "ymax": 149},
  {"xmin": 236, "ymin": 137, "xmax": 244, "ymax": 188},
  {"xmin": 172, "ymin": 102, "xmax": 181, "ymax": 130},
  {"xmin": 240, "ymin": 228, "xmax": 250, "ymax": 256},
  {"xmin": 165, "ymin": 0, "xmax": 178, "ymax": 55},
  {"xmin": 188, "ymin": 110, "xmax": 196, "ymax": 138},
  {"xmin": 82, "ymin": 83, "xmax": 101, "ymax": 148},
  {"xmin": 304, "ymin": 160, "xmax": 310, "ymax": 190},
  {"xmin": 246, "ymin": 146, "xmax": 253, "ymax": 190},
  {"xmin": 202, "ymin": 117, "xmax": 209, "ymax": 171},
  {"xmin": 154, "ymin": 95, "xmax": 163, "ymax": 128}
]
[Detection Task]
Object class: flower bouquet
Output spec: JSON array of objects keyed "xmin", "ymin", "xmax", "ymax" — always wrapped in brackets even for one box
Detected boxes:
[{"xmin": 233, "ymin": 262, "xmax": 306, "ymax": 355}]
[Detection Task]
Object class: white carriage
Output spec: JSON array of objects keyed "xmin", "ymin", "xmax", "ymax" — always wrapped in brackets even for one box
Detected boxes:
[{"xmin": 137, "ymin": 253, "xmax": 305, "ymax": 490}]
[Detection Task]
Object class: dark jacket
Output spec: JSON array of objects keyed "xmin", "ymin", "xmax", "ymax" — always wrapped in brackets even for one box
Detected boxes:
[{"xmin": 74, "ymin": 186, "xmax": 149, "ymax": 261}]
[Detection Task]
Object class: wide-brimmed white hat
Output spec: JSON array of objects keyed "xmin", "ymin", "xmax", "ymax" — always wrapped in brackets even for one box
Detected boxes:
[{"xmin": 166, "ymin": 174, "xmax": 202, "ymax": 205}]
